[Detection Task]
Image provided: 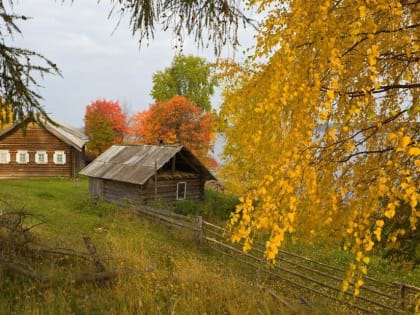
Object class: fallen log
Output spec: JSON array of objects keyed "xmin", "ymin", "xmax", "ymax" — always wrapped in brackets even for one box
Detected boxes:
[
  {"xmin": 68, "ymin": 269, "xmax": 133, "ymax": 285},
  {"xmin": 0, "ymin": 257, "xmax": 50, "ymax": 286}
]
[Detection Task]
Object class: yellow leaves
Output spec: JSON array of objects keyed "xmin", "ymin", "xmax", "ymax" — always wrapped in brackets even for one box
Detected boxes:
[
  {"xmin": 221, "ymin": 0, "xmax": 420, "ymax": 274},
  {"xmin": 319, "ymin": 111, "xmax": 329, "ymax": 122},
  {"xmin": 327, "ymin": 128, "xmax": 337, "ymax": 141},
  {"xmin": 364, "ymin": 238, "xmax": 374, "ymax": 251},
  {"xmin": 409, "ymin": 215, "xmax": 417, "ymax": 230},
  {"xmin": 408, "ymin": 147, "xmax": 420, "ymax": 156},
  {"xmin": 287, "ymin": 212, "xmax": 296, "ymax": 223},
  {"xmin": 359, "ymin": 6, "xmax": 366, "ymax": 19},
  {"xmin": 387, "ymin": 133, "xmax": 397, "ymax": 141},
  {"xmin": 374, "ymin": 220, "xmax": 384, "ymax": 241},
  {"xmin": 362, "ymin": 256, "xmax": 370, "ymax": 265},
  {"xmin": 264, "ymin": 174, "xmax": 274, "ymax": 183},
  {"xmin": 326, "ymin": 89, "xmax": 335, "ymax": 100},
  {"xmin": 243, "ymin": 239, "xmax": 253, "ymax": 252},
  {"xmin": 397, "ymin": 136, "xmax": 411, "ymax": 152},
  {"xmin": 265, "ymin": 230, "xmax": 285, "ymax": 261},
  {"xmin": 385, "ymin": 203, "xmax": 396, "ymax": 219},
  {"xmin": 367, "ymin": 45, "xmax": 380, "ymax": 66}
]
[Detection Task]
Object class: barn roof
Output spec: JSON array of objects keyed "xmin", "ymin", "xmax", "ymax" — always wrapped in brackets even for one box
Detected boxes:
[
  {"xmin": 0, "ymin": 117, "xmax": 88, "ymax": 151},
  {"xmin": 79, "ymin": 144, "xmax": 216, "ymax": 185}
]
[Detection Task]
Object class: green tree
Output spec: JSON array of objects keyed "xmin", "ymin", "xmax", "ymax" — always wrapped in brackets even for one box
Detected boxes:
[{"xmin": 150, "ymin": 54, "xmax": 217, "ymax": 112}]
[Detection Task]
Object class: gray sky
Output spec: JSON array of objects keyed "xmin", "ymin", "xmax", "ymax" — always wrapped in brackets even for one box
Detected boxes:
[{"xmin": 11, "ymin": 0, "xmax": 254, "ymax": 128}]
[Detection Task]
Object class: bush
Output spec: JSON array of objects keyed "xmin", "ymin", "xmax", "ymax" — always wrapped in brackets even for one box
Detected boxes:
[
  {"xmin": 380, "ymin": 202, "xmax": 420, "ymax": 267},
  {"xmin": 147, "ymin": 190, "xmax": 239, "ymax": 222},
  {"xmin": 201, "ymin": 190, "xmax": 239, "ymax": 222},
  {"xmin": 174, "ymin": 199, "xmax": 198, "ymax": 216}
]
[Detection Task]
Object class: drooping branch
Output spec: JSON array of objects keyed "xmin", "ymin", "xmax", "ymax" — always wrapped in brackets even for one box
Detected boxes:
[
  {"xmin": 0, "ymin": 2, "xmax": 60, "ymax": 122},
  {"xmin": 106, "ymin": 0, "xmax": 254, "ymax": 54}
]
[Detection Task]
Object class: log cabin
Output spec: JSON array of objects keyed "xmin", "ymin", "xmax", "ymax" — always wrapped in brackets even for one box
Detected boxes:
[
  {"xmin": 0, "ymin": 117, "xmax": 88, "ymax": 179},
  {"xmin": 79, "ymin": 144, "xmax": 216, "ymax": 205}
]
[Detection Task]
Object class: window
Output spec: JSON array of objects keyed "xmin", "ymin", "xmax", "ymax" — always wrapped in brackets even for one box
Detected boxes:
[
  {"xmin": 53, "ymin": 150, "xmax": 66, "ymax": 165},
  {"xmin": 35, "ymin": 151, "xmax": 48, "ymax": 164},
  {"xmin": 16, "ymin": 150, "xmax": 29, "ymax": 164},
  {"xmin": 176, "ymin": 182, "xmax": 187, "ymax": 200},
  {"xmin": 0, "ymin": 150, "xmax": 10, "ymax": 164}
]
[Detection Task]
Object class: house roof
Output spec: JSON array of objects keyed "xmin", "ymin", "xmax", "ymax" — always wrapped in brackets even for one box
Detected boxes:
[
  {"xmin": 0, "ymin": 117, "xmax": 88, "ymax": 151},
  {"xmin": 42, "ymin": 120, "xmax": 87, "ymax": 151},
  {"xmin": 79, "ymin": 144, "xmax": 216, "ymax": 185}
]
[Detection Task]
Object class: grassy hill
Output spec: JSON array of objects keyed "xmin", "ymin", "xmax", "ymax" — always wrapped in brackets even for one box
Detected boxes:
[{"xmin": 0, "ymin": 177, "xmax": 414, "ymax": 314}]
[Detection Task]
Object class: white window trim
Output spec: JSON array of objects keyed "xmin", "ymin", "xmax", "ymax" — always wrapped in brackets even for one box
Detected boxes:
[
  {"xmin": 16, "ymin": 150, "xmax": 29, "ymax": 164},
  {"xmin": 176, "ymin": 182, "xmax": 187, "ymax": 200},
  {"xmin": 53, "ymin": 150, "xmax": 66, "ymax": 165},
  {"xmin": 0, "ymin": 150, "xmax": 10, "ymax": 164},
  {"xmin": 35, "ymin": 151, "xmax": 48, "ymax": 164}
]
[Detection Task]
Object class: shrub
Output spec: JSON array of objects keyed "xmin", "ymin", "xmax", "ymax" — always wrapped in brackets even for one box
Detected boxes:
[
  {"xmin": 174, "ymin": 199, "xmax": 198, "ymax": 216},
  {"xmin": 379, "ymin": 202, "xmax": 420, "ymax": 267},
  {"xmin": 201, "ymin": 190, "xmax": 239, "ymax": 222}
]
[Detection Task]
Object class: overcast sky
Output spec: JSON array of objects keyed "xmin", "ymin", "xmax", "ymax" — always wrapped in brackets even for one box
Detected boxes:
[{"xmin": 10, "ymin": 1, "xmax": 255, "ymax": 128}]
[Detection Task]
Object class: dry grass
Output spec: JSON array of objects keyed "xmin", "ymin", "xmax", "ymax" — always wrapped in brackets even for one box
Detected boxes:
[{"xmin": 0, "ymin": 178, "xmax": 357, "ymax": 314}]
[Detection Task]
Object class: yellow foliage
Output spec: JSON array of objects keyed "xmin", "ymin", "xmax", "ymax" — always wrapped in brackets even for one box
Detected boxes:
[
  {"xmin": 408, "ymin": 147, "xmax": 420, "ymax": 156},
  {"xmin": 221, "ymin": 0, "xmax": 420, "ymax": 288},
  {"xmin": 0, "ymin": 102, "xmax": 14, "ymax": 129}
]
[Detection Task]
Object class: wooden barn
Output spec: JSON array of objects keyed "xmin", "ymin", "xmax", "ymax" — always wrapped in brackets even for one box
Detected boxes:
[
  {"xmin": 0, "ymin": 117, "xmax": 88, "ymax": 179},
  {"xmin": 79, "ymin": 144, "xmax": 216, "ymax": 205}
]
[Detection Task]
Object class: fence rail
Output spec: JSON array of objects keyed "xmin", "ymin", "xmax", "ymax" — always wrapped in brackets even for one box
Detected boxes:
[{"xmin": 132, "ymin": 205, "xmax": 419, "ymax": 314}]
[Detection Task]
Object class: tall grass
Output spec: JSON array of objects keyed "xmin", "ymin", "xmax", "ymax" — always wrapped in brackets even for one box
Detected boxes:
[{"xmin": 0, "ymin": 178, "xmax": 380, "ymax": 314}]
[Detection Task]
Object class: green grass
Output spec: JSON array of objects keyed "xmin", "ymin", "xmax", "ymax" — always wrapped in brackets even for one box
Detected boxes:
[{"xmin": 0, "ymin": 177, "xmax": 412, "ymax": 314}]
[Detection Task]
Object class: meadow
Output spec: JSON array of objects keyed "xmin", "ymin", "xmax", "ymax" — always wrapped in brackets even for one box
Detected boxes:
[{"xmin": 0, "ymin": 177, "xmax": 418, "ymax": 314}]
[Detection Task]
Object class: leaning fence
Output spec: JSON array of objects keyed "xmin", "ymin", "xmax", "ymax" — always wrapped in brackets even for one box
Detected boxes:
[
  {"xmin": 204, "ymin": 220, "xmax": 420, "ymax": 314},
  {"xmin": 132, "ymin": 205, "xmax": 420, "ymax": 314}
]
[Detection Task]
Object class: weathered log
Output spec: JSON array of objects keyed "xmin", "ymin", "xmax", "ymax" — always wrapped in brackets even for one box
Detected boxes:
[
  {"xmin": 258, "ymin": 284, "xmax": 296, "ymax": 312},
  {"xmin": 35, "ymin": 248, "xmax": 90, "ymax": 260},
  {"xmin": 0, "ymin": 257, "xmax": 50, "ymax": 285},
  {"xmin": 83, "ymin": 236, "xmax": 107, "ymax": 272}
]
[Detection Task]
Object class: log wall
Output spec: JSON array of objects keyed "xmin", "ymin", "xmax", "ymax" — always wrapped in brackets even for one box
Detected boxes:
[
  {"xmin": 141, "ymin": 176, "xmax": 204, "ymax": 203},
  {"xmin": 93, "ymin": 175, "xmax": 205, "ymax": 206},
  {"xmin": 0, "ymin": 123, "xmax": 81, "ymax": 178}
]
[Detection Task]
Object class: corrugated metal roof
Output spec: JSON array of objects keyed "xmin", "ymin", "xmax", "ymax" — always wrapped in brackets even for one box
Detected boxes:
[{"xmin": 79, "ymin": 144, "xmax": 216, "ymax": 185}]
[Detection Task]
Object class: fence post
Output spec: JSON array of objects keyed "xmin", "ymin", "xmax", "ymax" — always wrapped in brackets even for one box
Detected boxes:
[
  {"xmin": 194, "ymin": 216, "xmax": 203, "ymax": 244},
  {"xmin": 400, "ymin": 283, "xmax": 406, "ymax": 311}
]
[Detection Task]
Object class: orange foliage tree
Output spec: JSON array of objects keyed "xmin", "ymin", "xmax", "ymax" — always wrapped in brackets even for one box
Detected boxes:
[
  {"xmin": 84, "ymin": 99, "xmax": 127, "ymax": 156},
  {"xmin": 129, "ymin": 95, "xmax": 216, "ymax": 168}
]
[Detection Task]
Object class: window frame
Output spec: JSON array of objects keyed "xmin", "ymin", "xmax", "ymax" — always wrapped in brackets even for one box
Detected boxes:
[
  {"xmin": 35, "ymin": 150, "xmax": 48, "ymax": 164},
  {"xmin": 0, "ymin": 149, "xmax": 10, "ymax": 164},
  {"xmin": 53, "ymin": 150, "xmax": 66, "ymax": 165},
  {"xmin": 16, "ymin": 150, "xmax": 29, "ymax": 164},
  {"xmin": 176, "ymin": 182, "xmax": 187, "ymax": 200}
]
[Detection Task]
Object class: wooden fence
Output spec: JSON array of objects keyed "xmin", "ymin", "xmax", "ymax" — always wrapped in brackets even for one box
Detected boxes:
[{"xmin": 132, "ymin": 205, "xmax": 420, "ymax": 314}]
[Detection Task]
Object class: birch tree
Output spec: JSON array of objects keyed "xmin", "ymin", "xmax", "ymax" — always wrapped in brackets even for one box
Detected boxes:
[{"xmin": 221, "ymin": 0, "xmax": 420, "ymax": 294}]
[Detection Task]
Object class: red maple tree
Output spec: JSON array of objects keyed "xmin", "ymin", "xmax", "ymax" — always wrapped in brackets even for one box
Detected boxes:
[
  {"xmin": 84, "ymin": 99, "xmax": 127, "ymax": 156},
  {"xmin": 129, "ymin": 95, "xmax": 216, "ymax": 168}
]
